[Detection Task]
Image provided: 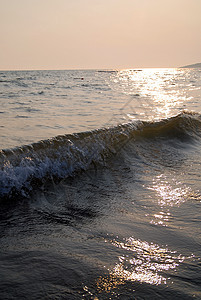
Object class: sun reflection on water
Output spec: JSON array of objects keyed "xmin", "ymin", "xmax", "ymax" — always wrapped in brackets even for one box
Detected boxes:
[
  {"xmin": 147, "ymin": 174, "xmax": 201, "ymax": 227},
  {"xmin": 149, "ymin": 175, "xmax": 191, "ymax": 207},
  {"xmin": 96, "ymin": 237, "xmax": 186, "ymax": 293},
  {"xmin": 110, "ymin": 68, "xmax": 191, "ymax": 122}
]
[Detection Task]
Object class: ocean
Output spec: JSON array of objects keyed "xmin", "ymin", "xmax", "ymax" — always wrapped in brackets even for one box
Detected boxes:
[{"xmin": 0, "ymin": 68, "xmax": 201, "ymax": 299}]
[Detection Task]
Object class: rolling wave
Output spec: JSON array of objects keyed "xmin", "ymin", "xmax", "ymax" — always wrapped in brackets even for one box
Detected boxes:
[{"xmin": 0, "ymin": 111, "xmax": 200, "ymax": 199}]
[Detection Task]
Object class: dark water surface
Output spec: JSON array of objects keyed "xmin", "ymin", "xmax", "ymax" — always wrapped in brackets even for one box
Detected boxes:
[{"xmin": 0, "ymin": 69, "xmax": 201, "ymax": 299}]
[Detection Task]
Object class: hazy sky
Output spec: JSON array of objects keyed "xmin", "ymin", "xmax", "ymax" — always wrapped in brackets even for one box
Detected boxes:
[{"xmin": 0, "ymin": 0, "xmax": 201, "ymax": 70}]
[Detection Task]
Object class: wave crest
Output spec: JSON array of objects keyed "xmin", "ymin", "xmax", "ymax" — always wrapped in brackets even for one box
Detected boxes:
[{"xmin": 0, "ymin": 111, "xmax": 200, "ymax": 199}]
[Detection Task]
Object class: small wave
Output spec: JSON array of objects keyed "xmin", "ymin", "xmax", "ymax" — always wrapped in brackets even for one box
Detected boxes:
[
  {"xmin": 138, "ymin": 111, "xmax": 201, "ymax": 141},
  {"xmin": 0, "ymin": 80, "xmax": 9, "ymax": 83},
  {"xmin": 0, "ymin": 111, "xmax": 200, "ymax": 199},
  {"xmin": 97, "ymin": 70, "xmax": 117, "ymax": 73},
  {"xmin": 15, "ymin": 115, "xmax": 30, "ymax": 119}
]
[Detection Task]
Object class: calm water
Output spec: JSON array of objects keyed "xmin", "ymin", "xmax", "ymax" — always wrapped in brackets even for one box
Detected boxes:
[{"xmin": 0, "ymin": 68, "xmax": 201, "ymax": 299}]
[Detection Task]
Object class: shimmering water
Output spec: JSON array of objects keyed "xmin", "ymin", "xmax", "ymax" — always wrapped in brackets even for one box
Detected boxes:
[
  {"xmin": 0, "ymin": 68, "xmax": 201, "ymax": 299},
  {"xmin": 1, "ymin": 68, "xmax": 200, "ymax": 149}
]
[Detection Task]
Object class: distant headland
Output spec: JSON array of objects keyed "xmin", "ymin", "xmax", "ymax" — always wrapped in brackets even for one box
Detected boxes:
[{"xmin": 180, "ymin": 63, "xmax": 201, "ymax": 68}]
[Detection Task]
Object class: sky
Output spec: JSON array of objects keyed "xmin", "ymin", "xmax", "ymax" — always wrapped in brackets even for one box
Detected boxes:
[{"xmin": 0, "ymin": 0, "xmax": 201, "ymax": 70}]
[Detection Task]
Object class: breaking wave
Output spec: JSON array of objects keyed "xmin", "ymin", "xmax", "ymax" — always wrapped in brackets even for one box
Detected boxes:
[{"xmin": 0, "ymin": 111, "xmax": 201, "ymax": 199}]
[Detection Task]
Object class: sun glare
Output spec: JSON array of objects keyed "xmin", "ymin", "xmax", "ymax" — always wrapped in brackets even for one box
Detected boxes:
[
  {"xmin": 94, "ymin": 236, "xmax": 189, "ymax": 294},
  {"xmin": 110, "ymin": 68, "xmax": 191, "ymax": 122},
  {"xmin": 146, "ymin": 174, "xmax": 201, "ymax": 227}
]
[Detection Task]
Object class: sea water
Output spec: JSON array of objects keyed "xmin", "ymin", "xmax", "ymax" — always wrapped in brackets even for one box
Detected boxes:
[{"xmin": 0, "ymin": 68, "xmax": 201, "ymax": 299}]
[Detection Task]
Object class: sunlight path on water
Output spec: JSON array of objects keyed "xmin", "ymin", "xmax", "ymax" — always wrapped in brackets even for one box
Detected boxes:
[{"xmin": 108, "ymin": 68, "xmax": 198, "ymax": 122}]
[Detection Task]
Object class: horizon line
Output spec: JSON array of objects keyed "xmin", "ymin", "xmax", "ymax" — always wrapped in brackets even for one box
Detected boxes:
[
  {"xmin": 1, "ymin": 62, "xmax": 200, "ymax": 72},
  {"xmin": 0, "ymin": 66, "xmax": 188, "ymax": 72}
]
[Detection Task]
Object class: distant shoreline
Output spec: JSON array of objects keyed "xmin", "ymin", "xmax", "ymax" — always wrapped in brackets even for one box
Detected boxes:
[{"xmin": 180, "ymin": 63, "xmax": 201, "ymax": 68}]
